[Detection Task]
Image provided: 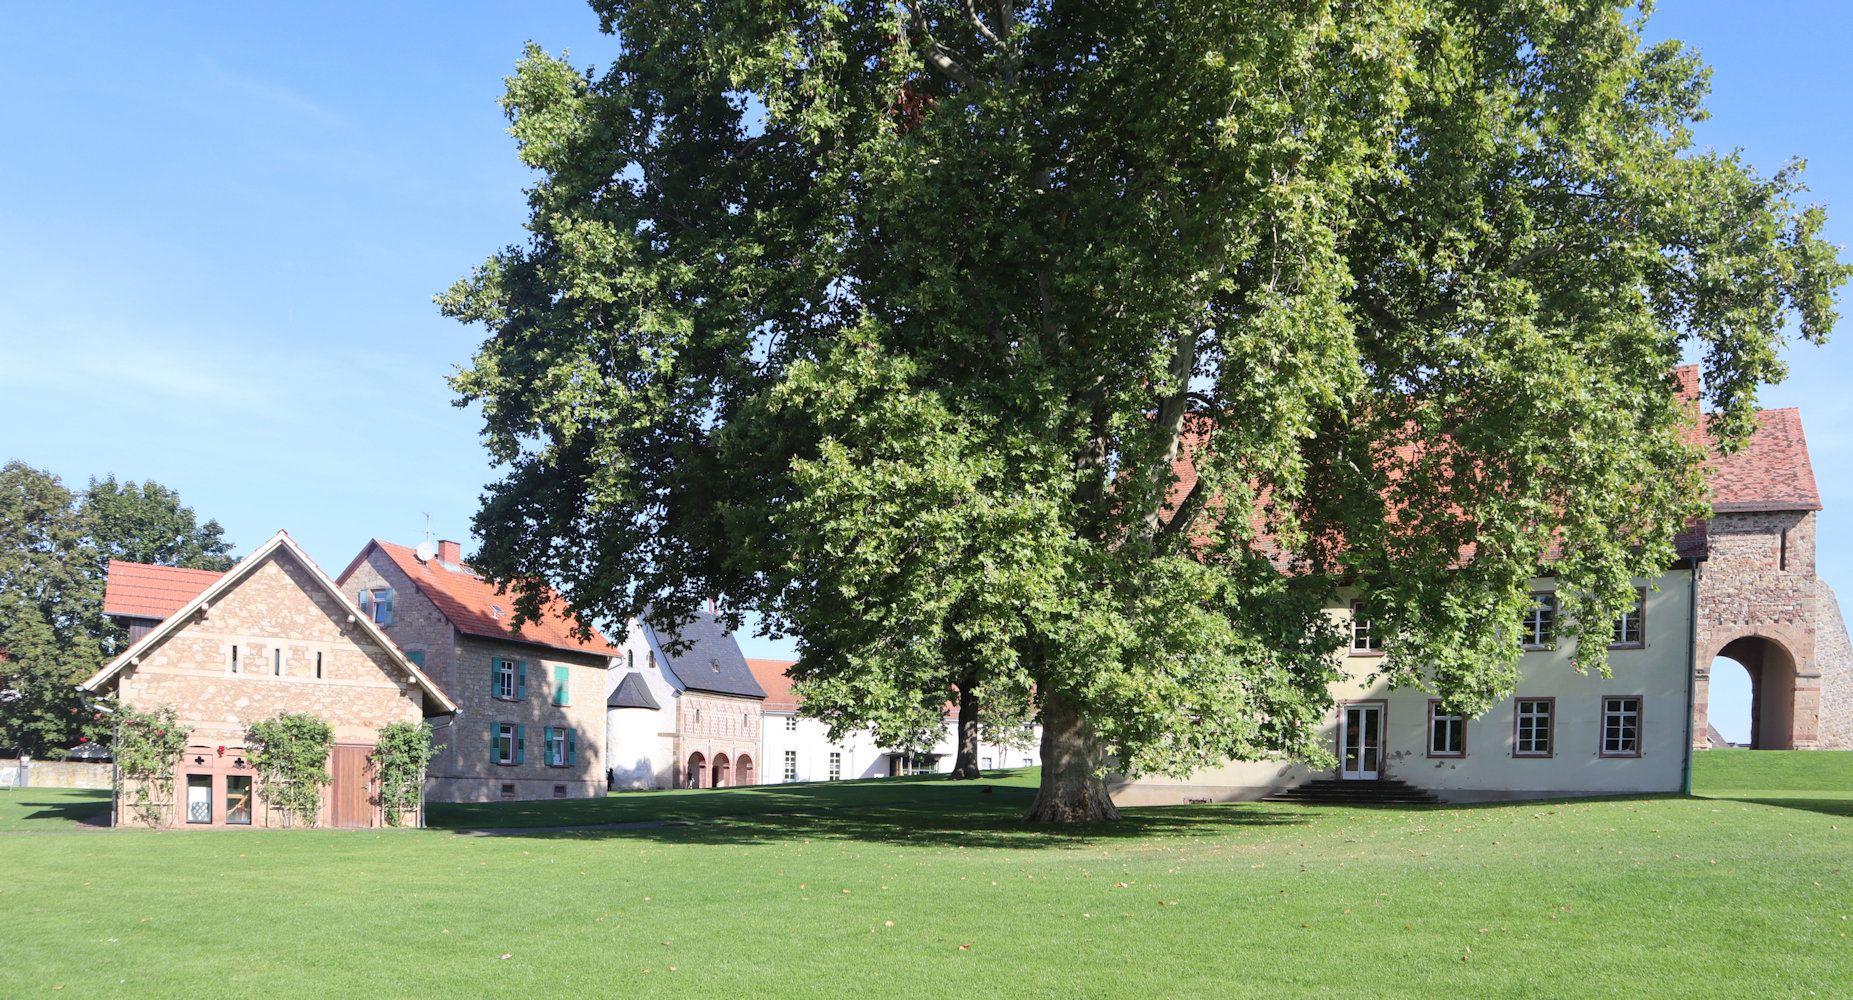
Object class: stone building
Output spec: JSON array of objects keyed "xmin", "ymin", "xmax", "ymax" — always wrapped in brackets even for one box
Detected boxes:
[
  {"xmin": 80, "ymin": 531, "xmax": 456, "ymax": 828},
  {"xmin": 337, "ymin": 539, "xmax": 615, "ymax": 801},
  {"xmin": 1687, "ymin": 401, "xmax": 1853, "ymax": 750},
  {"xmin": 1112, "ymin": 366, "xmax": 1853, "ymax": 805},
  {"xmin": 605, "ymin": 610, "xmax": 766, "ymax": 789}
]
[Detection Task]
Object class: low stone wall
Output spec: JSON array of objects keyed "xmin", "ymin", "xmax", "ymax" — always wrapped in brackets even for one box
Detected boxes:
[
  {"xmin": 1818, "ymin": 580, "xmax": 1853, "ymax": 750},
  {"xmin": 21, "ymin": 761, "xmax": 114, "ymax": 789}
]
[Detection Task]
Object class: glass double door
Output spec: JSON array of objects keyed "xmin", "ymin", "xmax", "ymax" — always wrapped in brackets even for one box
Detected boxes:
[{"xmin": 1340, "ymin": 704, "xmax": 1383, "ymax": 780}]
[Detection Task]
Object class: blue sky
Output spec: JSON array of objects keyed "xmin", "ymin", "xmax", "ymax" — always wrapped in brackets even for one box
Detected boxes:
[{"xmin": 2, "ymin": 3, "xmax": 1845, "ymax": 738}]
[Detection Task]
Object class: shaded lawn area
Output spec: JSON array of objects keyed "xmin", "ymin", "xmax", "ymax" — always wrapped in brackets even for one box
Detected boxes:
[
  {"xmin": 0, "ymin": 786, "xmax": 110, "ymax": 831},
  {"xmin": 5, "ymin": 779, "xmax": 1850, "ymax": 997},
  {"xmin": 1692, "ymin": 750, "xmax": 1853, "ymax": 819},
  {"xmin": 427, "ymin": 768, "xmax": 1042, "ymax": 830}
]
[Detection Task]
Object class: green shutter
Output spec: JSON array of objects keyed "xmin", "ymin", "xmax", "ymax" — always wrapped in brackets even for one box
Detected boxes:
[
  {"xmin": 490, "ymin": 723, "xmax": 500, "ymax": 764},
  {"xmin": 554, "ymin": 665, "xmax": 570, "ymax": 706},
  {"xmin": 567, "ymin": 728, "xmax": 576, "ymax": 766},
  {"xmin": 358, "ymin": 591, "xmax": 372, "ymax": 617},
  {"xmin": 490, "ymin": 657, "xmax": 500, "ymax": 697},
  {"xmin": 517, "ymin": 660, "xmax": 527, "ymax": 700},
  {"xmin": 515, "ymin": 724, "xmax": 526, "ymax": 765},
  {"xmin": 407, "ymin": 651, "xmax": 425, "ymax": 668}
]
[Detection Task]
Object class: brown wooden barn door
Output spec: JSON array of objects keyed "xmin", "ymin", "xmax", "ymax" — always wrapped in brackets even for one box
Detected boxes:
[{"xmin": 329, "ymin": 745, "xmax": 375, "ymax": 828}]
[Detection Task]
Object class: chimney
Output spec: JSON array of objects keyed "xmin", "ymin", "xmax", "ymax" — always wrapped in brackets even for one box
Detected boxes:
[{"xmin": 438, "ymin": 539, "xmax": 462, "ymax": 566}]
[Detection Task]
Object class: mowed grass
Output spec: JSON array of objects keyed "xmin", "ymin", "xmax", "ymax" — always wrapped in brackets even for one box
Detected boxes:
[{"xmin": 1, "ymin": 760, "xmax": 1848, "ymax": 998}]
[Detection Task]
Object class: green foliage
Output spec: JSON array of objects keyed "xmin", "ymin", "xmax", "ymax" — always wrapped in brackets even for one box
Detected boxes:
[
  {"xmin": 113, "ymin": 704, "xmax": 190, "ymax": 827},
  {"xmin": 0, "ymin": 461, "xmax": 234, "ymax": 756},
  {"xmin": 245, "ymin": 714, "xmax": 334, "ymax": 827},
  {"xmin": 370, "ymin": 721, "xmax": 441, "ymax": 826},
  {"xmin": 82, "ymin": 475, "xmax": 234, "ymax": 573},
  {"xmin": 446, "ymin": 2, "xmax": 1848, "ymax": 818}
]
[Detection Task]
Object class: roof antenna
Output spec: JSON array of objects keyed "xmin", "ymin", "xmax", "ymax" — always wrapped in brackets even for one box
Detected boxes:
[{"xmin": 423, "ymin": 512, "xmax": 432, "ymax": 543}]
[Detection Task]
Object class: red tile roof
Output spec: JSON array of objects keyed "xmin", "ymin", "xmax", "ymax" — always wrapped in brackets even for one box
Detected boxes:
[
  {"xmin": 1705, "ymin": 408, "xmax": 1821, "ymax": 513},
  {"xmin": 103, "ymin": 561, "xmax": 225, "ymax": 620},
  {"xmin": 350, "ymin": 540, "xmax": 620, "ymax": 657},
  {"xmin": 745, "ymin": 658, "xmax": 799, "ymax": 712}
]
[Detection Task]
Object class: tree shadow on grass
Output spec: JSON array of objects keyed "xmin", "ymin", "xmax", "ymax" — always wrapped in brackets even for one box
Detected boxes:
[
  {"xmin": 1697, "ymin": 794, "xmax": 1853, "ymax": 819},
  {"xmin": 7, "ymin": 795, "xmax": 112, "ymax": 825},
  {"xmin": 461, "ymin": 797, "xmax": 1315, "ymax": 850}
]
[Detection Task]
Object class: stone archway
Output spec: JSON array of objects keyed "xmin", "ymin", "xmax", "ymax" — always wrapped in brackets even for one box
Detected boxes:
[
  {"xmin": 686, "ymin": 751, "xmax": 707, "ymax": 788},
  {"xmin": 712, "ymin": 753, "xmax": 732, "ymax": 788},
  {"xmin": 1714, "ymin": 636, "xmax": 1800, "ymax": 750},
  {"xmin": 737, "ymin": 754, "xmax": 755, "ymax": 786}
]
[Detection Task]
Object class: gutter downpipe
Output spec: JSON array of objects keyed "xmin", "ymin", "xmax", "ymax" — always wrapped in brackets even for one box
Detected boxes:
[{"xmin": 1681, "ymin": 557, "xmax": 1701, "ymax": 796}]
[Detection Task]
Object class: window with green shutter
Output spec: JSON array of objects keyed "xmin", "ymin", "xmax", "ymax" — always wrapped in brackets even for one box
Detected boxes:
[
  {"xmin": 553, "ymin": 665, "xmax": 570, "ymax": 706},
  {"xmin": 567, "ymin": 728, "xmax": 576, "ymax": 767},
  {"xmin": 516, "ymin": 660, "xmax": 527, "ymax": 700},
  {"xmin": 407, "ymin": 650, "xmax": 425, "ymax": 668},
  {"xmin": 515, "ymin": 724, "xmax": 526, "ymax": 764}
]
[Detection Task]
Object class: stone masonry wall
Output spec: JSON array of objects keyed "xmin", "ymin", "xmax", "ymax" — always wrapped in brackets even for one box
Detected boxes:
[
  {"xmin": 1693, "ymin": 510, "xmax": 1831, "ymax": 749},
  {"xmin": 1815, "ymin": 580, "xmax": 1853, "ymax": 750},
  {"xmin": 115, "ymin": 547, "xmax": 426, "ymax": 826},
  {"xmin": 344, "ymin": 550, "xmax": 608, "ymax": 801}
]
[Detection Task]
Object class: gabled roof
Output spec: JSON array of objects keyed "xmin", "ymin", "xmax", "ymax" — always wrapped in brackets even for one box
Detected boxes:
[
  {"xmin": 606, "ymin": 672, "xmax": 662, "ymax": 710},
  {"xmin": 644, "ymin": 610, "xmax": 766, "ymax": 699},
  {"xmin": 1705, "ymin": 408, "xmax": 1821, "ymax": 513},
  {"xmin": 102, "ymin": 561, "xmax": 224, "ymax": 620},
  {"xmin": 81, "ymin": 530, "xmax": 458, "ymax": 716},
  {"xmin": 338, "ymin": 540, "xmax": 619, "ymax": 659},
  {"xmin": 745, "ymin": 658, "xmax": 799, "ymax": 712}
]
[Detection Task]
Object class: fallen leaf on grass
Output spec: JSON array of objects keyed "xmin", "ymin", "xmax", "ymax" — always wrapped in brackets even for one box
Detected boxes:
[{"xmin": 959, "ymin": 944, "xmax": 971, "ymax": 950}]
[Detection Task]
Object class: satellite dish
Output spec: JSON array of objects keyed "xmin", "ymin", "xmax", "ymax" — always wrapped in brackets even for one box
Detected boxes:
[{"xmin": 416, "ymin": 540, "xmax": 438, "ymax": 563}]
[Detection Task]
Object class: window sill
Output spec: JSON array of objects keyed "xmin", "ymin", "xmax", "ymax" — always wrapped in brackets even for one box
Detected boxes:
[
  {"xmin": 1519, "ymin": 645, "xmax": 1555, "ymax": 653},
  {"xmin": 1513, "ymin": 751, "xmax": 1553, "ymax": 759},
  {"xmin": 1347, "ymin": 649, "xmax": 1385, "ymax": 657},
  {"xmin": 1426, "ymin": 752, "xmax": 1465, "ymax": 759},
  {"xmin": 1606, "ymin": 642, "xmax": 1645, "ymax": 651},
  {"xmin": 492, "ymin": 695, "xmax": 523, "ymax": 703},
  {"xmin": 1598, "ymin": 751, "xmax": 1642, "ymax": 759}
]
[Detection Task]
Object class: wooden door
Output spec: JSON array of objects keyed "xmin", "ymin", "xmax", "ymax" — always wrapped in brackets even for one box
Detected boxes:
[{"xmin": 329, "ymin": 745, "xmax": 375, "ymax": 828}]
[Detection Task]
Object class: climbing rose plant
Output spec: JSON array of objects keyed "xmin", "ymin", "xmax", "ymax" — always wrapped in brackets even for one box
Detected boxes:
[
  {"xmin": 244, "ymin": 713, "xmax": 334, "ymax": 828},
  {"xmin": 370, "ymin": 721, "xmax": 441, "ymax": 827},
  {"xmin": 113, "ymin": 703, "xmax": 189, "ymax": 827}
]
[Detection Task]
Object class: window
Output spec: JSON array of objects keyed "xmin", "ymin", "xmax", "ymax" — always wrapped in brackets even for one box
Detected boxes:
[
  {"xmin": 1779, "ymin": 529, "xmax": 1789, "ymax": 571},
  {"xmin": 186, "ymin": 774, "xmax": 213, "ymax": 823},
  {"xmin": 785, "ymin": 716, "xmax": 799, "ymax": 732},
  {"xmin": 553, "ymin": 784, "xmax": 568, "ymax": 798},
  {"xmin": 1610, "ymin": 590, "xmax": 1645, "ymax": 648},
  {"xmin": 405, "ymin": 651, "xmax": 423, "ymax": 669},
  {"xmin": 1021, "ymin": 758, "xmax": 1033, "ymax": 768},
  {"xmin": 1349, "ymin": 601, "xmax": 1383, "ymax": 654},
  {"xmin": 500, "ymin": 783, "xmax": 516, "ymax": 798},
  {"xmin": 358, "ymin": 588, "xmax": 394, "ymax": 626},
  {"xmin": 1514, "ymin": 698, "xmax": 1553, "ymax": 757},
  {"xmin": 543, "ymin": 727, "xmax": 577, "ymax": 768},
  {"xmin": 314, "ymin": 652, "xmax": 323, "ymax": 678},
  {"xmin": 981, "ymin": 757, "xmax": 993, "ymax": 770},
  {"xmin": 230, "ymin": 645, "xmax": 239, "ymax": 673},
  {"xmin": 226, "ymin": 775, "xmax": 253, "ymax": 825},
  {"xmin": 828, "ymin": 752, "xmax": 842, "ymax": 781},
  {"xmin": 273, "ymin": 648, "xmax": 282, "ymax": 676},
  {"xmin": 1520, "ymin": 593, "xmax": 1556, "ymax": 649},
  {"xmin": 783, "ymin": 750, "xmax": 798, "ymax": 782},
  {"xmin": 492, "ymin": 657, "xmax": 525, "ymax": 701},
  {"xmin": 492, "ymin": 722, "xmax": 523, "ymax": 765},
  {"xmin": 1601, "ymin": 696, "xmax": 1642, "ymax": 757},
  {"xmin": 552, "ymin": 665, "xmax": 571, "ymax": 706},
  {"xmin": 1428, "ymin": 701, "xmax": 1465, "ymax": 757}
]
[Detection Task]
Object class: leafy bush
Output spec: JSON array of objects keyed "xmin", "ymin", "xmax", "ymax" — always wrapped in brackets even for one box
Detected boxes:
[
  {"xmin": 245, "ymin": 714, "xmax": 333, "ymax": 827},
  {"xmin": 371, "ymin": 721, "xmax": 442, "ymax": 826},
  {"xmin": 113, "ymin": 704, "xmax": 189, "ymax": 826}
]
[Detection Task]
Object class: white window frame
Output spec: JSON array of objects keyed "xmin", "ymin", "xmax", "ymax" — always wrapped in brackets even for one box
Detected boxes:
[
  {"xmin": 1349, "ymin": 601, "xmax": 1383, "ymax": 654},
  {"xmin": 785, "ymin": 716, "xmax": 799, "ymax": 732},
  {"xmin": 827, "ymin": 752, "xmax": 842, "ymax": 781},
  {"xmin": 1427, "ymin": 700, "xmax": 1465, "ymax": 757},
  {"xmin": 1514, "ymin": 698, "xmax": 1554, "ymax": 757},
  {"xmin": 1600, "ymin": 696, "xmax": 1642, "ymax": 757},
  {"xmin": 494, "ymin": 723, "xmax": 517, "ymax": 765},
  {"xmin": 494, "ymin": 658, "xmax": 517, "ymax": 701},
  {"xmin": 783, "ymin": 750, "xmax": 798, "ymax": 782},
  {"xmin": 1520, "ymin": 593, "xmax": 1556, "ymax": 650},
  {"xmin": 545, "ymin": 727, "xmax": 568, "ymax": 767},
  {"xmin": 1609, "ymin": 589, "xmax": 1646, "ymax": 648}
]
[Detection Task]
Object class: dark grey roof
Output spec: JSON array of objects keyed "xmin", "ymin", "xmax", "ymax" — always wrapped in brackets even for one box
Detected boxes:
[
  {"xmin": 606, "ymin": 672, "xmax": 662, "ymax": 710},
  {"xmin": 647, "ymin": 610, "xmax": 766, "ymax": 699}
]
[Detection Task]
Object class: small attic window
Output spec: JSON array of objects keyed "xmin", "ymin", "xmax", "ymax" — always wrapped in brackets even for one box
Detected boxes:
[
  {"xmin": 491, "ymin": 605, "xmax": 502, "ymax": 619},
  {"xmin": 710, "ymin": 659, "xmax": 721, "ymax": 672}
]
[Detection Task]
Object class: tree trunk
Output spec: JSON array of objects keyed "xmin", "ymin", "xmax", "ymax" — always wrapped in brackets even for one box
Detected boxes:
[
  {"xmin": 1023, "ymin": 689, "xmax": 1121, "ymax": 822},
  {"xmin": 949, "ymin": 684, "xmax": 981, "ymax": 780}
]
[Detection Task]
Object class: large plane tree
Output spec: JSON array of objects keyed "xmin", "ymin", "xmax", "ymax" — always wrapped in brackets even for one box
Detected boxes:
[{"xmin": 444, "ymin": 0, "xmax": 1845, "ymax": 821}]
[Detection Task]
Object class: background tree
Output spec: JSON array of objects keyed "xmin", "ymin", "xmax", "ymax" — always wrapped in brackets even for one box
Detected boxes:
[
  {"xmin": 0, "ymin": 462, "xmax": 234, "ymax": 756},
  {"xmin": 446, "ymin": 1, "xmax": 1846, "ymax": 821}
]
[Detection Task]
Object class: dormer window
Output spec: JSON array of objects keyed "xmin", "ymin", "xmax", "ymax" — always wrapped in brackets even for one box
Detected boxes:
[{"xmin": 358, "ymin": 588, "xmax": 394, "ymax": 626}]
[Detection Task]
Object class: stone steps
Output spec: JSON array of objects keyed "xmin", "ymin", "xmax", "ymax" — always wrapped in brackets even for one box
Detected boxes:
[{"xmin": 1263, "ymin": 777, "xmax": 1442, "ymax": 806}]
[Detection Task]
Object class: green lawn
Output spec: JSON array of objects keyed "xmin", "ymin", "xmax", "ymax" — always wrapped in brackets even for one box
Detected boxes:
[
  {"xmin": 0, "ymin": 786, "xmax": 110, "ymax": 831},
  {"xmin": 2, "ymin": 760, "xmax": 1848, "ymax": 998}
]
